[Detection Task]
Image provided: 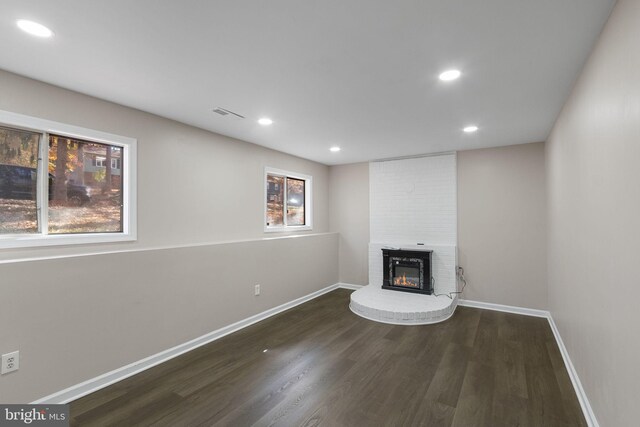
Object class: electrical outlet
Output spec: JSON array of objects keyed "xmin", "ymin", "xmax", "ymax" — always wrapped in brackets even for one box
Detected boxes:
[
  {"xmin": 254, "ymin": 284, "xmax": 261, "ymax": 296},
  {"xmin": 1, "ymin": 351, "xmax": 19, "ymax": 374}
]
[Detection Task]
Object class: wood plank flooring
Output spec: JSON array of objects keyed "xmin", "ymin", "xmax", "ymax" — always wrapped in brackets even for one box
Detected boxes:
[{"xmin": 70, "ymin": 289, "xmax": 586, "ymax": 426}]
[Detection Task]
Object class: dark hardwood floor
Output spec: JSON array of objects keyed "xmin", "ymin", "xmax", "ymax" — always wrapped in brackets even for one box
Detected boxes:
[{"xmin": 70, "ymin": 289, "xmax": 586, "ymax": 426}]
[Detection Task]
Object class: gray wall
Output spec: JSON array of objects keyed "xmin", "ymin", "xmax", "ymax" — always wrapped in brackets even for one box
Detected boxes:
[
  {"xmin": 0, "ymin": 70, "xmax": 330, "ymax": 261},
  {"xmin": 0, "ymin": 70, "xmax": 338, "ymax": 403},
  {"xmin": 329, "ymin": 145, "xmax": 548, "ymax": 309},
  {"xmin": 1, "ymin": 234, "xmax": 338, "ymax": 404},
  {"xmin": 329, "ymin": 163, "xmax": 369, "ymax": 285},
  {"xmin": 458, "ymin": 143, "xmax": 547, "ymax": 309},
  {"xmin": 546, "ymin": 0, "xmax": 640, "ymax": 425}
]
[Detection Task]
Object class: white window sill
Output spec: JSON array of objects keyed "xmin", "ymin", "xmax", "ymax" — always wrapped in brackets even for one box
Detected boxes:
[
  {"xmin": 264, "ymin": 225, "xmax": 313, "ymax": 233},
  {"xmin": 0, "ymin": 233, "xmax": 136, "ymax": 249}
]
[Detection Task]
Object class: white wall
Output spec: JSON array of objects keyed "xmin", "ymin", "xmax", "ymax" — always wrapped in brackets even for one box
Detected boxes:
[
  {"xmin": 369, "ymin": 154, "xmax": 457, "ymax": 293},
  {"xmin": 0, "ymin": 70, "xmax": 338, "ymax": 403},
  {"xmin": 546, "ymin": 1, "xmax": 640, "ymax": 425},
  {"xmin": 458, "ymin": 142, "xmax": 547, "ymax": 309}
]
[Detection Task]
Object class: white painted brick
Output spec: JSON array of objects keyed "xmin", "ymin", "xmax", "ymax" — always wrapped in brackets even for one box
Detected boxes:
[{"xmin": 369, "ymin": 154, "xmax": 457, "ymax": 294}]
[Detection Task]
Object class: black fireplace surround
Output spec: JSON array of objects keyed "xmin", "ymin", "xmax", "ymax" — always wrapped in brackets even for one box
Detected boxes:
[{"xmin": 382, "ymin": 248, "xmax": 433, "ymax": 295}]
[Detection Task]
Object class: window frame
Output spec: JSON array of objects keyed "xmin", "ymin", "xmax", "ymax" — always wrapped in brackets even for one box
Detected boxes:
[
  {"xmin": 94, "ymin": 156, "xmax": 106, "ymax": 167},
  {"xmin": 264, "ymin": 167, "xmax": 312, "ymax": 233},
  {"xmin": 0, "ymin": 109, "xmax": 137, "ymax": 249}
]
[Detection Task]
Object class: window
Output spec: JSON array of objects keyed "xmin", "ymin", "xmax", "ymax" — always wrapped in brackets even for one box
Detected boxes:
[
  {"xmin": 91, "ymin": 157, "xmax": 120, "ymax": 170},
  {"xmin": 265, "ymin": 167, "xmax": 312, "ymax": 232},
  {"xmin": 0, "ymin": 127, "xmax": 40, "ymax": 234},
  {"xmin": 0, "ymin": 109, "xmax": 137, "ymax": 248},
  {"xmin": 48, "ymin": 135, "xmax": 124, "ymax": 234},
  {"xmin": 93, "ymin": 156, "xmax": 106, "ymax": 167}
]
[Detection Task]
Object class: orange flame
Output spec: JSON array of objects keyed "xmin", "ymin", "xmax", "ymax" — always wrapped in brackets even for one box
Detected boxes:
[{"xmin": 393, "ymin": 273, "xmax": 418, "ymax": 287}]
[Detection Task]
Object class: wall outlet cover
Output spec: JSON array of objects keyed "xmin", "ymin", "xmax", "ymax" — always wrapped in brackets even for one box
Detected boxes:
[{"xmin": 1, "ymin": 351, "xmax": 19, "ymax": 374}]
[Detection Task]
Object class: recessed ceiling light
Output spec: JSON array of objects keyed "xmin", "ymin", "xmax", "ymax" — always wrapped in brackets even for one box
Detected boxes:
[
  {"xmin": 439, "ymin": 69, "xmax": 461, "ymax": 81},
  {"xmin": 463, "ymin": 125, "xmax": 479, "ymax": 133},
  {"xmin": 330, "ymin": 146, "xmax": 341, "ymax": 152},
  {"xmin": 258, "ymin": 118, "xmax": 273, "ymax": 126},
  {"xmin": 16, "ymin": 20, "xmax": 53, "ymax": 38}
]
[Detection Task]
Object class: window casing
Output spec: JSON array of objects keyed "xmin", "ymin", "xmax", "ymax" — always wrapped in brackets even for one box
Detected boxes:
[
  {"xmin": 0, "ymin": 109, "xmax": 137, "ymax": 248},
  {"xmin": 264, "ymin": 167, "xmax": 312, "ymax": 232}
]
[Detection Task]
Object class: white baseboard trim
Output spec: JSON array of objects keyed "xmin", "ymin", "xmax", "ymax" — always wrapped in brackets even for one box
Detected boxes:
[
  {"xmin": 31, "ymin": 284, "xmax": 599, "ymax": 427},
  {"xmin": 336, "ymin": 283, "xmax": 364, "ymax": 290},
  {"xmin": 547, "ymin": 315, "xmax": 599, "ymax": 427},
  {"xmin": 458, "ymin": 298, "xmax": 549, "ymax": 318},
  {"xmin": 32, "ymin": 283, "xmax": 341, "ymax": 405},
  {"xmin": 458, "ymin": 298, "xmax": 598, "ymax": 427}
]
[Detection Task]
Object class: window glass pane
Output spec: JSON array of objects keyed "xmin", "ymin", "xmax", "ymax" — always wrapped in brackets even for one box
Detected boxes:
[
  {"xmin": 48, "ymin": 135, "xmax": 123, "ymax": 234},
  {"xmin": 0, "ymin": 126, "xmax": 40, "ymax": 234},
  {"xmin": 266, "ymin": 174, "xmax": 284, "ymax": 227},
  {"xmin": 287, "ymin": 177, "xmax": 305, "ymax": 226}
]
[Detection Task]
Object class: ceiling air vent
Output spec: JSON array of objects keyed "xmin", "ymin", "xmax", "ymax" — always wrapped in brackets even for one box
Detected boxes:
[{"xmin": 212, "ymin": 107, "xmax": 245, "ymax": 119}]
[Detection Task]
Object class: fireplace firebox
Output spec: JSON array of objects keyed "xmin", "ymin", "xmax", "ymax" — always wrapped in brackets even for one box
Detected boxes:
[{"xmin": 382, "ymin": 248, "xmax": 433, "ymax": 295}]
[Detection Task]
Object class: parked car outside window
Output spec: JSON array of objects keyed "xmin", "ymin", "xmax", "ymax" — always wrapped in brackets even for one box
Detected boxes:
[{"xmin": 0, "ymin": 164, "xmax": 91, "ymax": 206}]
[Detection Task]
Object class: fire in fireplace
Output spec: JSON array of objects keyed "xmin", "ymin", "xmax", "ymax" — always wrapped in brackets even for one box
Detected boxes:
[
  {"xmin": 382, "ymin": 248, "xmax": 433, "ymax": 295},
  {"xmin": 394, "ymin": 272, "xmax": 418, "ymax": 287}
]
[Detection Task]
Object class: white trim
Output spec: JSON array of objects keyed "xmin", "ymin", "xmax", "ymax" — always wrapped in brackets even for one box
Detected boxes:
[
  {"xmin": 122, "ymin": 132, "xmax": 137, "ymax": 242},
  {"xmin": 458, "ymin": 298, "xmax": 549, "ymax": 318},
  {"xmin": 264, "ymin": 225, "xmax": 313, "ymax": 233},
  {"xmin": 0, "ymin": 110, "xmax": 135, "ymax": 147},
  {"xmin": 0, "ymin": 232, "xmax": 137, "ymax": 249},
  {"xmin": 459, "ymin": 298, "xmax": 598, "ymax": 426},
  {"xmin": 336, "ymin": 283, "xmax": 364, "ymax": 290},
  {"xmin": 547, "ymin": 315, "xmax": 599, "ymax": 427},
  {"xmin": 0, "ymin": 232, "xmax": 338, "ymax": 265},
  {"xmin": 32, "ymin": 283, "xmax": 342, "ymax": 405},
  {"xmin": 37, "ymin": 132, "xmax": 48, "ymax": 234},
  {"xmin": 0, "ymin": 109, "xmax": 137, "ymax": 248},
  {"xmin": 29, "ymin": 285, "xmax": 598, "ymax": 427},
  {"xmin": 264, "ymin": 166, "xmax": 313, "ymax": 232}
]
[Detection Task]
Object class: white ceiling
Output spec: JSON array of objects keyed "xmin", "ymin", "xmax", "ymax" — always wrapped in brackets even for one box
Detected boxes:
[{"xmin": 0, "ymin": 1, "xmax": 615, "ymax": 165}]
